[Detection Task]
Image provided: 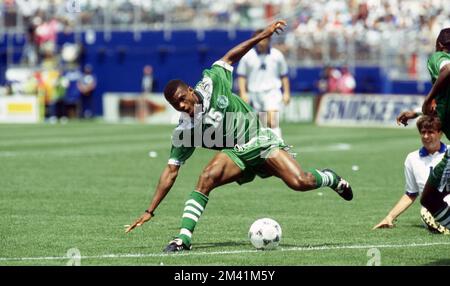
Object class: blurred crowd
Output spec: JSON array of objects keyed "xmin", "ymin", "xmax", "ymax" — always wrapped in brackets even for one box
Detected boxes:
[
  {"xmin": 2, "ymin": 0, "xmax": 450, "ymax": 77},
  {"xmin": 282, "ymin": 0, "xmax": 450, "ymax": 76},
  {"xmin": 1, "ymin": 0, "xmax": 450, "ymax": 111}
]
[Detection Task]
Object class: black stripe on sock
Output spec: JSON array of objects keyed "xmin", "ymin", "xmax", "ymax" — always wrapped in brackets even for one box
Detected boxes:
[{"xmin": 435, "ymin": 207, "xmax": 450, "ymax": 224}]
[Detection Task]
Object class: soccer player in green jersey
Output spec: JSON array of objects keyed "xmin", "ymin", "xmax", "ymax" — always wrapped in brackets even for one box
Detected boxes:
[
  {"xmin": 397, "ymin": 28, "xmax": 450, "ymax": 233},
  {"xmin": 125, "ymin": 20, "xmax": 353, "ymax": 252}
]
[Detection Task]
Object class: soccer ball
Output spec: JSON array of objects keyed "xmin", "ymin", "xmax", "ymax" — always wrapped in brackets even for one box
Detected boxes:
[{"xmin": 248, "ymin": 218, "xmax": 282, "ymax": 250}]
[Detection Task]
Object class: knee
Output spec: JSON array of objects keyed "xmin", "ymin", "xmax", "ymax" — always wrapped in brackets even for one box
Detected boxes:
[
  {"xmin": 421, "ymin": 184, "xmax": 439, "ymax": 210},
  {"xmin": 420, "ymin": 190, "xmax": 446, "ymax": 214}
]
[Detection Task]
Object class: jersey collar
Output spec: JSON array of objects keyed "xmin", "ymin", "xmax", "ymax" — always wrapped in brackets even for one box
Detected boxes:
[
  {"xmin": 193, "ymin": 90, "xmax": 206, "ymax": 113},
  {"xmin": 254, "ymin": 46, "xmax": 271, "ymax": 55},
  {"xmin": 419, "ymin": 142, "xmax": 447, "ymax": 157}
]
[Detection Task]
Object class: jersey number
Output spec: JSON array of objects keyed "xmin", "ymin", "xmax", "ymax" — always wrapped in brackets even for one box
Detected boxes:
[{"xmin": 204, "ymin": 108, "xmax": 223, "ymax": 128}]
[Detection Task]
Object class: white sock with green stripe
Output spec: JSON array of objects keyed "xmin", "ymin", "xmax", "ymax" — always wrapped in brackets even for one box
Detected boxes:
[
  {"xmin": 178, "ymin": 191, "xmax": 209, "ymax": 246},
  {"xmin": 308, "ymin": 169, "xmax": 338, "ymax": 188}
]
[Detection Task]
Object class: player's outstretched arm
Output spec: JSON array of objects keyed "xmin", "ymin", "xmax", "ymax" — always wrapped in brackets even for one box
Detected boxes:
[
  {"xmin": 372, "ymin": 194, "xmax": 416, "ymax": 229},
  {"xmin": 423, "ymin": 63, "xmax": 450, "ymax": 115},
  {"xmin": 125, "ymin": 164, "xmax": 180, "ymax": 233},
  {"xmin": 220, "ymin": 20, "xmax": 286, "ymax": 66},
  {"xmin": 396, "ymin": 110, "xmax": 419, "ymax": 126}
]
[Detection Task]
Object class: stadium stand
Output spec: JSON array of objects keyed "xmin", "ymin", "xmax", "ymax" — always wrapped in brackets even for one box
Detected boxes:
[{"xmin": 0, "ymin": 0, "xmax": 449, "ymax": 117}]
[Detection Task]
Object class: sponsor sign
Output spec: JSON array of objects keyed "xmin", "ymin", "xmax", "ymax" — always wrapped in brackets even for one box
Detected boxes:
[
  {"xmin": 316, "ymin": 93, "xmax": 423, "ymax": 127},
  {"xmin": 103, "ymin": 93, "xmax": 179, "ymax": 124},
  {"xmin": 0, "ymin": 96, "xmax": 40, "ymax": 123}
]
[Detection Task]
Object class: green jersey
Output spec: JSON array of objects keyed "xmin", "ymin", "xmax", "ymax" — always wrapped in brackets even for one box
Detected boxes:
[
  {"xmin": 168, "ymin": 60, "xmax": 261, "ymax": 166},
  {"xmin": 427, "ymin": 51, "xmax": 450, "ymax": 138}
]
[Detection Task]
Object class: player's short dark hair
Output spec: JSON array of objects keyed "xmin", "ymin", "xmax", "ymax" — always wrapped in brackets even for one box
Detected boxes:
[
  {"xmin": 437, "ymin": 28, "xmax": 450, "ymax": 49},
  {"xmin": 164, "ymin": 79, "xmax": 187, "ymax": 99},
  {"xmin": 417, "ymin": 115, "xmax": 442, "ymax": 132}
]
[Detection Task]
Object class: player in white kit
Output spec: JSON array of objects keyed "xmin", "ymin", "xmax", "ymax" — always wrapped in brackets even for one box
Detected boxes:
[
  {"xmin": 373, "ymin": 115, "xmax": 450, "ymax": 232},
  {"xmin": 237, "ymin": 29, "xmax": 290, "ymax": 138}
]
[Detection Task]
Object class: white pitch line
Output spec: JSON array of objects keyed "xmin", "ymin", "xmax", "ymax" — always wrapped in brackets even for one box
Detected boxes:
[
  {"xmin": 0, "ymin": 142, "xmax": 352, "ymax": 158},
  {"xmin": 1, "ymin": 241, "xmax": 450, "ymax": 262},
  {"xmin": 297, "ymin": 143, "xmax": 351, "ymax": 153}
]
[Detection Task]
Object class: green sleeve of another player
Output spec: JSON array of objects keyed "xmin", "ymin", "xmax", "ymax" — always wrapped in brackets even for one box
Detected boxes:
[
  {"xmin": 168, "ymin": 144, "xmax": 195, "ymax": 166},
  {"xmin": 427, "ymin": 52, "xmax": 450, "ymax": 82}
]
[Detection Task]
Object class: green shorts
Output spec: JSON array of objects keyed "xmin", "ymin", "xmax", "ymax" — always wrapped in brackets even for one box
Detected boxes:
[{"xmin": 221, "ymin": 128, "xmax": 288, "ymax": 185}]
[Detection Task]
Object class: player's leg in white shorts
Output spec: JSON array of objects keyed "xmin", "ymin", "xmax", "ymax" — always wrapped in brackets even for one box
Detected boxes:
[
  {"xmin": 261, "ymin": 89, "xmax": 283, "ymax": 138},
  {"xmin": 249, "ymin": 91, "xmax": 268, "ymax": 130}
]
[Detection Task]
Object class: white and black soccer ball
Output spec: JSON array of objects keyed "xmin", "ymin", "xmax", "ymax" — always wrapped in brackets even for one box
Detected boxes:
[{"xmin": 248, "ymin": 218, "xmax": 282, "ymax": 250}]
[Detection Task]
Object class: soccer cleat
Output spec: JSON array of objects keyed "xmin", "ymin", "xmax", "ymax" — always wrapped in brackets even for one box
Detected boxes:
[
  {"xmin": 163, "ymin": 238, "xmax": 192, "ymax": 253},
  {"xmin": 322, "ymin": 168, "xmax": 353, "ymax": 201},
  {"xmin": 420, "ymin": 207, "xmax": 450, "ymax": 235}
]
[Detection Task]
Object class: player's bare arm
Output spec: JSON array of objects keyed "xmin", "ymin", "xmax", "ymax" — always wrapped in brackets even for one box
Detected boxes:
[
  {"xmin": 237, "ymin": 76, "xmax": 249, "ymax": 103},
  {"xmin": 220, "ymin": 20, "xmax": 286, "ymax": 65},
  {"xmin": 125, "ymin": 164, "xmax": 180, "ymax": 233},
  {"xmin": 422, "ymin": 63, "xmax": 450, "ymax": 115},
  {"xmin": 281, "ymin": 75, "xmax": 290, "ymax": 105},
  {"xmin": 373, "ymin": 194, "xmax": 416, "ymax": 229},
  {"xmin": 396, "ymin": 110, "xmax": 419, "ymax": 126}
]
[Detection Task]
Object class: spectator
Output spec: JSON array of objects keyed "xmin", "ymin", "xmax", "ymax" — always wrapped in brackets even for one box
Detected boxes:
[
  {"xmin": 141, "ymin": 65, "xmax": 154, "ymax": 94},
  {"xmin": 137, "ymin": 65, "xmax": 154, "ymax": 122},
  {"xmin": 337, "ymin": 67, "xmax": 356, "ymax": 94},
  {"xmin": 62, "ymin": 67, "xmax": 82, "ymax": 119},
  {"xmin": 34, "ymin": 16, "xmax": 59, "ymax": 61},
  {"xmin": 77, "ymin": 64, "xmax": 96, "ymax": 118},
  {"xmin": 317, "ymin": 66, "xmax": 341, "ymax": 95}
]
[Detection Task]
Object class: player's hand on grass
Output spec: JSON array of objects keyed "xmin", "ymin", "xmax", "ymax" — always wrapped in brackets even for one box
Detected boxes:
[
  {"xmin": 125, "ymin": 211, "xmax": 153, "ymax": 233},
  {"xmin": 396, "ymin": 110, "xmax": 418, "ymax": 126},
  {"xmin": 372, "ymin": 216, "xmax": 395, "ymax": 229}
]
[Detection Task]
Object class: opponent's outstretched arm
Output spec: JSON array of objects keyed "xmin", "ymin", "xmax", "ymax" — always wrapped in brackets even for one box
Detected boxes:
[
  {"xmin": 220, "ymin": 20, "xmax": 286, "ymax": 66},
  {"xmin": 125, "ymin": 164, "xmax": 180, "ymax": 233},
  {"xmin": 396, "ymin": 110, "xmax": 420, "ymax": 126},
  {"xmin": 372, "ymin": 194, "xmax": 416, "ymax": 229}
]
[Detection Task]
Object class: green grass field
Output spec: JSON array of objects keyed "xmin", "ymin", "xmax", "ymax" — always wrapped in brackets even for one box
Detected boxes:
[{"xmin": 1, "ymin": 122, "xmax": 449, "ymax": 266}]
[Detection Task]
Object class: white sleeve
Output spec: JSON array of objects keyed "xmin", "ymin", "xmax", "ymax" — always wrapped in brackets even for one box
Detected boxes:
[
  {"xmin": 236, "ymin": 56, "xmax": 248, "ymax": 77},
  {"xmin": 404, "ymin": 156, "xmax": 420, "ymax": 196},
  {"xmin": 213, "ymin": 60, "xmax": 234, "ymax": 72},
  {"xmin": 278, "ymin": 52, "xmax": 288, "ymax": 77}
]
